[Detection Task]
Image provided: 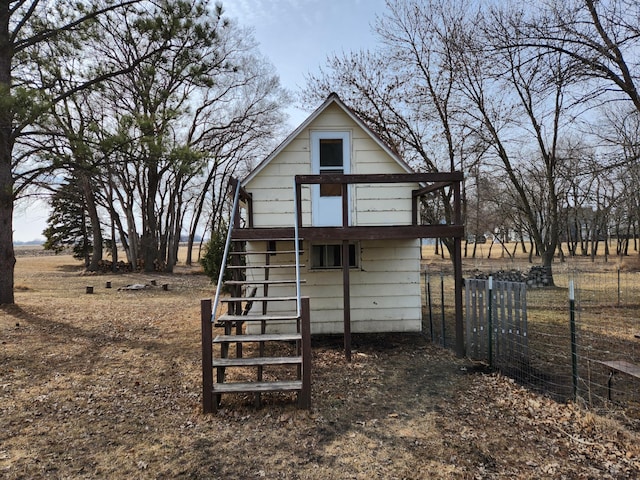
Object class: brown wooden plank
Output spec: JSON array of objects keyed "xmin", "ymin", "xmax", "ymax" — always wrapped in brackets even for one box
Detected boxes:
[
  {"xmin": 211, "ymin": 356, "xmax": 302, "ymax": 367},
  {"xmin": 224, "ymin": 279, "xmax": 302, "ymax": 285},
  {"xmin": 212, "ymin": 380, "xmax": 303, "ymax": 393},
  {"xmin": 213, "ymin": 333, "xmax": 302, "ymax": 343},
  {"xmin": 231, "ymin": 225, "xmax": 464, "ymax": 241},
  {"xmin": 300, "ymin": 297, "xmax": 312, "ymax": 409},
  {"xmin": 294, "ymin": 172, "xmax": 463, "ymax": 184},
  {"xmin": 342, "ymin": 239, "xmax": 351, "ymax": 362},
  {"xmin": 598, "ymin": 360, "xmax": 640, "ymax": 378},
  {"xmin": 232, "ymin": 236, "xmax": 299, "ymax": 242},
  {"xmin": 220, "ymin": 296, "xmax": 298, "ymax": 303},
  {"xmin": 229, "ymin": 250, "xmax": 304, "ymax": 255},
  {"xmin": 226, "ymin": 264, "xmax": 303, "ymax": 269},
  {"xmin": 216, "ymin": 314, "xmax": 299, "ymax": 322},
  {"xmin": 201, "ymin": 299, "xmax": 214, "ymax": 413}
]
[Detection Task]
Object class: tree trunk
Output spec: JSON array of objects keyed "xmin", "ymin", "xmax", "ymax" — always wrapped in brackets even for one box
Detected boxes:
[
  {"xmin": 80, "ymin": 173, "xmax": 103, "ymax": 271},
  {"xmin": 0, "ymin": 143, "xmax": 15, "ymax": 305},
  {"xmin": 0, "ymin": 3, "xmax": 15, "ymax": 304},
  {"xmin": 142, "ymin": 165, "xmax": 159, "ymax": 273}
]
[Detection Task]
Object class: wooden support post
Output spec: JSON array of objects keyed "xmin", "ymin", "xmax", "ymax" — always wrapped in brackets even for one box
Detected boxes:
[
  {"xmin": 454, "ymin": 236, "xmax": 464, "ymax": 357},
  {"xmin": 201, "ymin": 299, "xmax": 214, "ymax": 413},
  {"xmin": 342, "ymin": 240, "xmax": 352, "ymax": 362},
  {"xmin": 342, "ymin": 182, "xmax": 352, "ymax": 362},
  {"xmin": 453, "ymin": 180, "xmax": 465, "ymax": 358},
  {"xmin": 296, "ymin": 181, "xmax": 303, "ymax": 228},
  {"xmin": 299, "ymin": 297, "xmax": 312, "ymax": 409}
]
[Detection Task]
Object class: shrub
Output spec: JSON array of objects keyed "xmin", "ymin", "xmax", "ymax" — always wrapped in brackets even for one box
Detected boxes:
[{"xmin": 200, "ymin": 223, "xmax": 231, "ymax": 285}]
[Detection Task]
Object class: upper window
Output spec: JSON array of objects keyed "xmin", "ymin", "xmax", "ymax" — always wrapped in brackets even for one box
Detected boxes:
[
  {"xmin": 319, "ymin": 138, "xmax": 343, "ymax": 168},
  {"xmin": 311, "ymin": 131, "xmax": 350, "ymax": 197}
]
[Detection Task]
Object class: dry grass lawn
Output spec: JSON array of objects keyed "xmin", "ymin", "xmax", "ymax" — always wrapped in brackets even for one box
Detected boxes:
[{"xmin": 1, "ymin": 248, "xmax": 640, "ymax": 478}]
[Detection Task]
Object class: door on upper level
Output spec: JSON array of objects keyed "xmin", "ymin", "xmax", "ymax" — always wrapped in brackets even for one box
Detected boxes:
[{"xmin": 311, "ymin": 131, "xmax": 351, "ymax": 226}]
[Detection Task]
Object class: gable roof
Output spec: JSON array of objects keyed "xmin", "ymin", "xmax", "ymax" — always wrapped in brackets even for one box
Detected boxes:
[{"xmin": 242, "ymin": 92, "xmax": 415, "ymax": 186}]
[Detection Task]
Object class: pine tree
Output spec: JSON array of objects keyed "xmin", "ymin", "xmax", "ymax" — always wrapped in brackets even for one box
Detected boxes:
[{"xmin": 43, "ymin": 178, "xmax": 92, "ymax": 266}]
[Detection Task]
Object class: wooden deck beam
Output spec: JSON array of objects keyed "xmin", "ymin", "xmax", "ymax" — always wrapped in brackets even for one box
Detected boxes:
[{"xmin": 231, "ymin": 225, "xmax": 464, "ymax": 241}]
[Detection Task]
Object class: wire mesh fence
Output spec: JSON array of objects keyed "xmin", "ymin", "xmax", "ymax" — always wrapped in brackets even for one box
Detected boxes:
[{"xmin": 422, "ymin": 263, "xmax": 640, "ymax": 427}]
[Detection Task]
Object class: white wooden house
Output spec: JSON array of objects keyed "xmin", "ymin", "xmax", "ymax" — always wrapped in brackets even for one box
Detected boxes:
[
  {"xmin": 201, "ymin": 93, "xmax": 464, "ymax": 412},
  {"xmin": 230, "ymin": 93, "xmax": 464, "ymax": 343}
]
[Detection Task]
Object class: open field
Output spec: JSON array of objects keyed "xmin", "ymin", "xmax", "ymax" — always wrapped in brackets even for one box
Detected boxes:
[{"xmin": 2, "ymin": 248, "xmax": 640, "ymax": 478}]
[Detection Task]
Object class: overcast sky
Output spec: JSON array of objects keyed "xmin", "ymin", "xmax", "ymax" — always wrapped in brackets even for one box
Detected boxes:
[{"xmin": 13, "ymin": 0, "xmax": 387, "ymax": 242}]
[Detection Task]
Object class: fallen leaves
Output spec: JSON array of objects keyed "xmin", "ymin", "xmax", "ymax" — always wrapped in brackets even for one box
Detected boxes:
[{"xmin": 1, "ymin": 254, "xmax": 639, "ymax": 478}]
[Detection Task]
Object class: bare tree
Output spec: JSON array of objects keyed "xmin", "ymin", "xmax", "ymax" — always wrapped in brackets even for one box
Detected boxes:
[
  {"xmin": 0, "ymin": 0, "xmax": 157, "ymax": 304},
  {"xmin": 303, "ymin": 0, "xmax": 475, "ymax": 257},
  {"xmin": 35, "ymin": 1, "xmax": 289, "ymax": 273},
  {"xmin": 519, "ymin": 0, "xmax": 640, "ymax": 114}
]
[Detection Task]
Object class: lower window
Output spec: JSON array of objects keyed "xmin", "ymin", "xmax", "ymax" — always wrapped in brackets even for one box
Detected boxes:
[{"xmin": 311, "ymin": 243, "xmax": 359, "ymax": 269}]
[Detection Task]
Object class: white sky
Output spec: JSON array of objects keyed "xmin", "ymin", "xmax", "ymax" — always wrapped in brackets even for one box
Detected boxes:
[{"xmin": 12, "ymin": 0, "xmax": 387, "ymax": 242}]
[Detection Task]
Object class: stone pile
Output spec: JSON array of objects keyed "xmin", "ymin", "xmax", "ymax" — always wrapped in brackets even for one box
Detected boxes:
[
  {"xmin": 469, "ymin": 266, "xmax": 554, "ymax": 287},
  {"xmin": 526, "ymin": 266, "xmax": 553, "ymax": 287},
  {"xmin": 470, "ymin": 268, "xmax": 528, "ymax": 283}
]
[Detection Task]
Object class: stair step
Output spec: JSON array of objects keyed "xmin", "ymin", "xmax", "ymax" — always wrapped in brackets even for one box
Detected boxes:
[
  {"xmin": 226, "ymin": 264, "xmax": 304, "ymax": 269},
  {"xmin": 232, "ymin": 238, "xmax": 300, "ymax": 242},
  {"xmin": 229, "ymin": 250, "xmax": 304, "ymax": 255},
  {"xmin": 224, "ymin": 279, "xmax": 303, "ymax": 286},
  {"xmin": 213, "ymin": 333, "xmax": 301, "ymax": 343},
  {"xmin": 216, "ymin": 314, "xmax": 299, "ymax": 322},
  {"xmin": 221, "ymin": 296, "xmax": 298, "ymax": 303},
  {"xmin": 212, "ymin": 356, "xmax": 302, "ymax": 367},
  {"xmin": 212, "ymin": 380, "xmax": 303, "ymax": 394}
]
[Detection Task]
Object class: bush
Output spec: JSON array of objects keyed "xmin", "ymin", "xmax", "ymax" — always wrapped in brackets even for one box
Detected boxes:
[{"xmin": 200, "ymin": 224, "xmax": 231, "ymax": 285}]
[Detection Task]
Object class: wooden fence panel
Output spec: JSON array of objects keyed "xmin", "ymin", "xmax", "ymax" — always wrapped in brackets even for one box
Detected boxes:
[{"xmin": 466, "ymin": 279, "xmax": 528, "ymax": 364}]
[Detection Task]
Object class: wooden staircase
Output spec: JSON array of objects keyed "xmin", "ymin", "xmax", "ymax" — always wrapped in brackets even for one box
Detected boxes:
[{"xmin": 201, "ymin": 237, "xmax": 311, "ymax": 412}]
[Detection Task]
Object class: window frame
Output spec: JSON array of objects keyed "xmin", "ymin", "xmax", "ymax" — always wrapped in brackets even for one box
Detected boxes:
[{"xmin": 310, "ymin": 242, "xmax": 360, "ymax": 270}]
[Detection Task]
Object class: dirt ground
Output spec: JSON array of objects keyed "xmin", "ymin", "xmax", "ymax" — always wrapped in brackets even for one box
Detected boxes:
[{"xmin": 1, "ymin": 251, "xmax": 640, "ymax": 479}]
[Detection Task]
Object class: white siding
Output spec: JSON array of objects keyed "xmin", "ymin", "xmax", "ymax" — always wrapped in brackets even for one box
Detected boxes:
[
  {"xmin": 244, "ymin": 104, "xmax": 417, "ymax": 228},
  {"xmin": 246, "ymin": 238, "xmax": 422, "ymax": 335},
  {"xmin": 243, "ymin": 103, "xmax": 422, "ymax": 335}
]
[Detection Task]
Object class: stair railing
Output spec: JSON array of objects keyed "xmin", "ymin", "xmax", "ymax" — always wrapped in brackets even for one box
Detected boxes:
[
  {"xmin": 293, "ymin": 178, "xmax": 302, "ymax": 317},
  {"xmin": 211, "ymin": 179, "xmax": 242, "ymax": 323}
]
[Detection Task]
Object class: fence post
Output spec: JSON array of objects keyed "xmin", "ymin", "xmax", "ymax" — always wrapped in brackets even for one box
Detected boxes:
[
  {"xmin": 426, "ymin": 272, "xmax": 434, "ymax": 342},
  {"xmin": 617, "ymin": 268, "xmax": 621, "ymax": 307},
  {"xmin": 440, "ymin": 272, "xmax": 446, "ymax": 347},
  {"xmin": 488, "ymin": 276, "xmax": 493, "ymax": 368},
  {"xmin": 569, "ymin": 280, "xmax": 578, "ymax": 401}
]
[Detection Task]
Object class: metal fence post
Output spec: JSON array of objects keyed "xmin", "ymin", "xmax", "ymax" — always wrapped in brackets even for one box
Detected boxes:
[
  {"xmin": 488, "ymin": 276, "xmax": 493, "ymax": 369},
  {"xmin": 440, "ymin": 271, "xmax": 445, "ymax": 347},
  {"xmin": 426, "ymin": 272, "xmax": 433, "ymax": 342},
  {"xmin": 569, "ymin": 280, "xmax": 578, "ymax": 401}
]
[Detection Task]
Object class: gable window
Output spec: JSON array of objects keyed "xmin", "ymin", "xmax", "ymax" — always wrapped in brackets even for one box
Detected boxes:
[
  {"xmin": 311, "ymin": 131, "xmax": 350, "ymax": 197},
  {"xmin": 311, "ymin": 243, "xmax": 359, "ymax": 269},
  {"xmin": 319, "ymin": 138, "xmax": 344, "ymax": 196}
]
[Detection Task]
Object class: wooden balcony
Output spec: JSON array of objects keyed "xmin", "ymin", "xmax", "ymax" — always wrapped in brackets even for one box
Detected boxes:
[{"xmin": 232, "ymin": 172, "xmax": 464, "ymax": 241}]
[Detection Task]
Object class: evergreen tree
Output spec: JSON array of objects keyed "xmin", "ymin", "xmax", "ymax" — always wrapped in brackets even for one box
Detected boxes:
[{"xmin": 43, "ymin": 178, "xmax": 92, "ymax": 265}]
